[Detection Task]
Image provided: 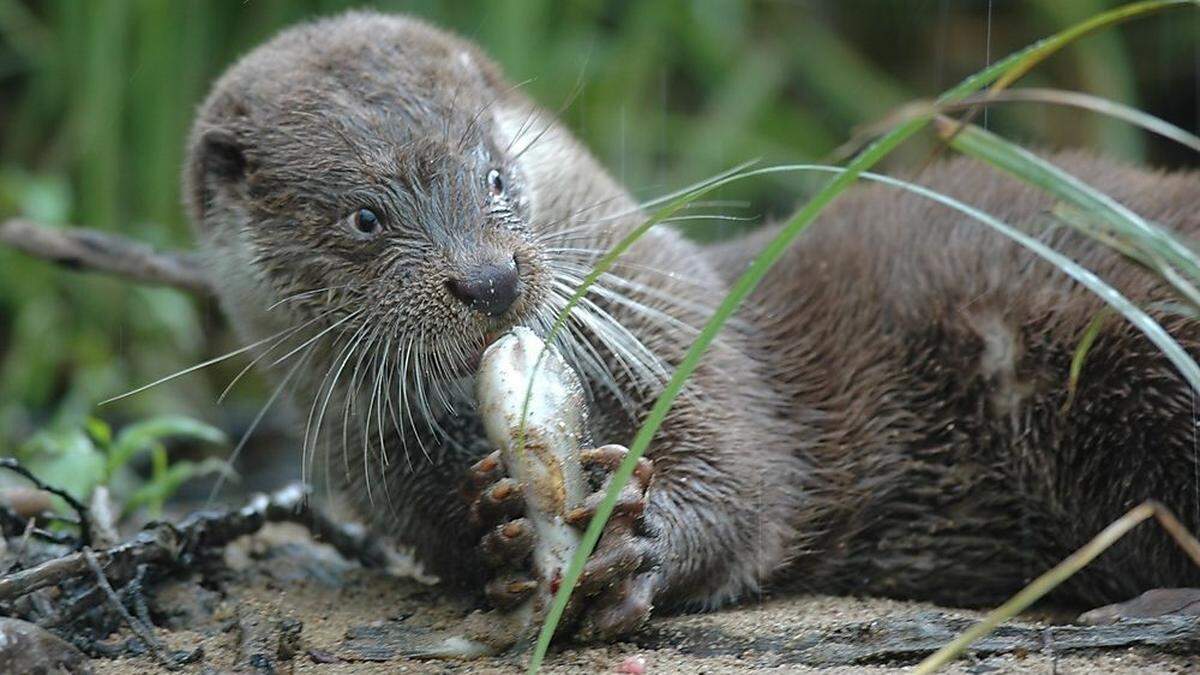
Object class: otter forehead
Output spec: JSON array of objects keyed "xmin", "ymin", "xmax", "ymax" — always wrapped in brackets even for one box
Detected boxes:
[
  {"xmin": 199, "ymin": 11, "xmax": 507, "ymax": 167},
  {"xmin": 187, "ymin": 11, "xmax": 533, "ymax": 234},
  {"xmin": 231, "ymin": 12, "xmax": 499, "ymax": 112}
]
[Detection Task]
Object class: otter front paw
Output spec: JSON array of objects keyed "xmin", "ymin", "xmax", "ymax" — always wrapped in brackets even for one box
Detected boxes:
[
  {"xmin": 462, "ymin": 450, "xmax": 538, "ymax": 609},
  {"xmin": 462, "ymin": 444, "xmax": 660, "ymax": 641},
  {"xmin": 567, "ymin": 444, "xmax": 659, "ymax": 640}
]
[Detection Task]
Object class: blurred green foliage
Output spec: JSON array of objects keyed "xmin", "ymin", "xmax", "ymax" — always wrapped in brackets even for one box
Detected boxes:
[
  {"xmin": 0, "ymin": 0, "xmax": 1196, "ymax": 449},
  {"xmin": 15, "ymin": 413, "xmax": 227, "ymax": 516}
]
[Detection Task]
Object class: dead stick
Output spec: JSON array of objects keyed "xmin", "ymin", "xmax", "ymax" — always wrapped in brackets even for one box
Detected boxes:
[
  {"xmin": 0, "ymin": 484, "xmax": 385, "ymax": 605},
  {"xmin": 260, "ymin": 483, "xmax": 390, "ymax": 569},
  {"xmin": 84, "ymin": 549, "xmax": 179, "ymax": 670},
  {"xmin": 0, "ymin": 458, "xmax": 92, "ymax": 548},
  {"xmin": 0, "ymin": 530, "xmax": 177, "ymax": 603},
  {"xmin": 0, "ymin": 218, "xmax": 211, "ymax": 296}
]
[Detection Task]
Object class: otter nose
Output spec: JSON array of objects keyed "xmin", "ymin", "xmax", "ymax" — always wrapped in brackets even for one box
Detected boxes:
[{"xmin": 447, "ymin": 259, "xmax": 520, "ymax": 317}]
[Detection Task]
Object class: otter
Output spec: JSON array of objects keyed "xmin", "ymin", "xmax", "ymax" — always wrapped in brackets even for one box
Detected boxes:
[{"xmin": 184, "ymin": 11, "xmax": 1200, "ymax": 640}]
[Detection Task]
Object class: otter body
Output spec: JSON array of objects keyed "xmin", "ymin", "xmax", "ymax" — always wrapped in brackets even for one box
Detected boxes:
[{"xmin": 185, "ymin": 12, "xmax": 1200, "ymax": 637}]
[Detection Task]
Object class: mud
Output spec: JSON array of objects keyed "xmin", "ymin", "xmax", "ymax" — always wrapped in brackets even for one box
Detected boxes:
[{"xmin": 76, "ymin": 522, "xmax": 1199, "ymax": 674}]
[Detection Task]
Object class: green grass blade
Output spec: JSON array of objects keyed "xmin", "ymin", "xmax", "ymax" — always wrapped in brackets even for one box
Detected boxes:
[
  {"xmin": 943, "ymin": 120, "xmax": 1200, "ymax": 305},
  {"xmin": 853, "ymin": 169, "xmax": 1200, "ymax": 392},
  {"xmin": 950, "ymin": 88, "xmax": 1200, "ymax": 155},
  {"xmin": 1063, "ymin": 310, "xmax": 1112, "ymax": 413},
  {"xmin": 990, "ymin": 1, "xmax": 1198, "ymax": 93},
  {"xmin": 1030, "ymin": 0, "xmax": 1144, "ymax": 159}
]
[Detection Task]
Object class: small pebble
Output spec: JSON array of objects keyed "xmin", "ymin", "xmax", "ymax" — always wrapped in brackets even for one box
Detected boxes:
[
  {"xmin": 0, "ymin": 487, "xmax": 53, "ymax": 518},
  {"xmin": 617, "ymin": 654, "xmax": 647, "ymax": 674},
  {"xmin": 0, "ymin": 617, "xmax": 92, "ymax": 674},
  {"xmin": 308, "ymin": 649, "xmax": 340, "ymax": 664}
]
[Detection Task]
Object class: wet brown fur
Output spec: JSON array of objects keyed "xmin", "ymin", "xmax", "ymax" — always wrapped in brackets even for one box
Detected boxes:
[{"xmin": 185, "ymin": 11, "xmax": 1200, "ymax": 628}]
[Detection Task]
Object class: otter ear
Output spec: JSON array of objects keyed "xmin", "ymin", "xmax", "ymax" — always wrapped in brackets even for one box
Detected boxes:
[
  {"xmin": 199, "ymin": 129, "xmax": 246, "ymax": 182},
  {"xmin": 188, "ymin": 127, "xmax": 248, "ymax": 222}
]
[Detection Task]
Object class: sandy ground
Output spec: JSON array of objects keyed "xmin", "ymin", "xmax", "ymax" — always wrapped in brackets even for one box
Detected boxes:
[{"xmin": 78, "ymin": 523, "xmax": 1199, "ymax": 674}]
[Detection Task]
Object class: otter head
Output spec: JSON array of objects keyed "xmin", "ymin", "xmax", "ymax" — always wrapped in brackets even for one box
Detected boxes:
[{"xmin": 184, "ymin": 13, "xmax": 565, "ymax": 391}]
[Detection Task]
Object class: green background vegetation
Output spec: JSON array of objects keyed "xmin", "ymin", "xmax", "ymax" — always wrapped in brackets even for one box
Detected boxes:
[{"xmin": 0, "ymin": 0, "xmax": 1196, "ymax": 459}]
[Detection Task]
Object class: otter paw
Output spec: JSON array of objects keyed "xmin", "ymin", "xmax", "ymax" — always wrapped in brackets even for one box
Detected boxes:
[
  {"xmin": 464, "ymin": 450, "xmax": 534, "ymax": 576},
  {"xmin": 462, "ymin": 445, "xmax": 660, "ymax": 641},
  {"xmin": 1079, "ymin": 588, "xmax": 1200, "ymax": 625},
  {"xmin": 566, "ymin": 444, "xmax": 660, "ymax": 641}
]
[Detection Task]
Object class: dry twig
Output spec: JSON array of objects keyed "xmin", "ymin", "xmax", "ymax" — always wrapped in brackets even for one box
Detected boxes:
[
  {"xmin": 83, "ymin": 549, "xmax": 178, "ymax": 669},
  {"xmin": 0, "ymin": 483, "xmax": 385, "ymax": 606},
  {"xmin": 0, "ymin": 219, "xmax": 210, "ymax": 296},
  {"xmin": 0, "ymin": 458, "xmax": 92, "ymax": 548}
]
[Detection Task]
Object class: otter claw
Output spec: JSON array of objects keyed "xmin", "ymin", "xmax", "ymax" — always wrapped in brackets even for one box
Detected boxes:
[
  {"xmin": 485, "ymin": 574, "xmax": 539, "ymax": 611},
  {"xmin": 565, "ymin": 485, "xmax": 646, "ymax": 528},
  {"xmin": 469, "ymin": 476, "xmax": 524, "ymax": 527},
  {"xmin": 467, "ymin": 450, "xmax": 503, "ymax": 488},
  {"xmin": 578, "ymin": 524, "xmax": 648, "ymax": 594},
  {"xmin": 568, "ymin": 444, "xmax": 652, "ymax": 530},
  {"xmin": 480, "ymin": 517, "xmax": 535, "ymax": 567},
  {"xmin": 577, "ymin": 572, "xmax": 658, "ymax": 641},
  {"xmin": 581, "ymin": 445, "xmax": 654, "ymax": 486}
]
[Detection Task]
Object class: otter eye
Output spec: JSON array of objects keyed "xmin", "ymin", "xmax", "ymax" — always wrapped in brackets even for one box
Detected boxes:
[
  {"xmin": 352, "ymin": 207, "xmax": 381, "ymax": 235},
  {"xmin": 487, "ymin": 169, "xmax": 505, "ymax": 197}
]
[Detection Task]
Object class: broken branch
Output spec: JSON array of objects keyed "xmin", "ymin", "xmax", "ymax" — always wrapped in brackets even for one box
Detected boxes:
[
  {"xmin": 0, "ymin": 218, "xmax": 211, "ymax": 296},
  {"xmin": 0, "ymin": 458, "xmax": 92, "ymax": 549},
  {"xmin": 0, "ymin": 483, "xmax": 386, "ymax": 606}
]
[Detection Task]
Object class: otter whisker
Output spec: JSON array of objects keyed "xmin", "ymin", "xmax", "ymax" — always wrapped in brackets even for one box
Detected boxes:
[
  {"xmin": 554, "ymin": 271, "xmax": 703, "ymax": 338},
  {"xmin": 550, "ymin": 280, "xmax": 668, "ymax": 386},
  {"xmin": 411, "ymin": 330, "xmax": 447, "ymax": 441},
  {"xmin": 373, "ymin": 328, "xmax": 401, "ymax": 513},
  {"xmin": 301, "ymin": 316, "xmax": 362, "ymax": 488},
  {"xmin": 551, "ymin": 263, "xmax": 720, "ymax": 332},
  {"xmin": 303, "ymin": 313, "xmax": 377, "ymax": 488},
  {"xmin": 537, "ymin": 210, "xmax": 751, "ymax": 250},
  {"xmin": 458, "ymin": 76, "xmax": 536, "ymax": 153},
  {"xmin": 630, "ymin": 160, "xmax": 758, "ymax": 212},
  {"xmin": 659, "ymin": 214, "xmax": 759, "ymax": 228},
  {"xmin": 535, "ymin": 226, "xmax": 622, "ymax": 247},
  {"xmin": 506, "ymin": 66, "xmax": 585, "ymax": 158},
  {"xmin": 509, "ymin": 75, "xmax": 587, "ymax": 165},
  {"xmin": 503, "ymin": 104, "xmax": 542, "ymax": 157},
  {"xmin": 533, "ymin": 162, "xmax": 756, "ymax": 245},
  {"xmin": 373, "ymin": 331, "xmax": 395, "ymax": 473},
  {"xmin": 535, "ymin": 295, "xmax": 629, "ymax": 411},
  {"xmin": 218, "ymin": 305, "xmax": 357, "ymax": 404},
  {"xmin": 548, "ymin": 255, "xmax": 750, "ymax": 335},
  {"xmin": 343, "ymin": 322, "xmax": 388, "ymax": 486},
  {"xmin": 266, "ymin": 306, "xmax": 362, "ymax": 369},
  {"xmin": 100, "ymin": 315, "xmax": 323, "ymax": 406},
  {"xmin": 361, "ymin": 330, "xmax": 394, "ymax": 505},
  {"xmin": 396, "ymin": 335, "xmax": 432, "ymax": 465},
  {"xmin": 208, "ymin": 344, "xmax": 316, "ymax": 505},
  {"xmin": 266, "ymin": 284, "xmax": 351, "ymax": 311},
  {"xmin": 545, "ymin": 284, "xmax": 652, "ymax": 397},
  {"xmin": 550, "ymin": 265, "xmax": 701, "ymax": 334},
  {"xmin": 425, "ymin": 342, "xmax": 457, "ymax": 418},
  {"xmin": 379, "ymin": 330, "xmax": 415, "ymax": 474},
  {"xmin": 549, "ymin": 249, "xmax": 725, "ymax": 291},
  {"xmin": 532, "ymin": 194, "xmax": 629, "ymax": 240}
]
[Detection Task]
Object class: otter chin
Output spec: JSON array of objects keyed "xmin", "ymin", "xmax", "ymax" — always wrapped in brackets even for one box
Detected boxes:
[{"xmin": 185, "ymin": 10, "xmax": 1200, "ymax": 642}]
